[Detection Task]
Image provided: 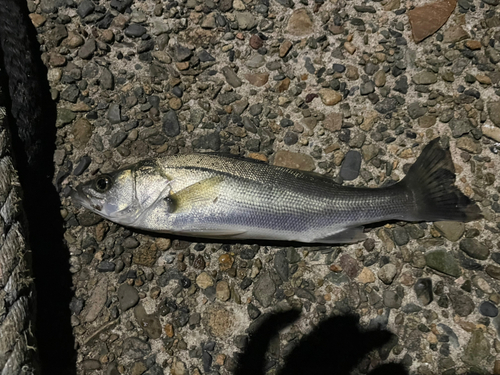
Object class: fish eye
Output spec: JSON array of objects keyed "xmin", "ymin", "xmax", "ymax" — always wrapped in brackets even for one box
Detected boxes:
[{"xmin": 94, "ymin": 175, "xmax": 113, "ymax": 192}]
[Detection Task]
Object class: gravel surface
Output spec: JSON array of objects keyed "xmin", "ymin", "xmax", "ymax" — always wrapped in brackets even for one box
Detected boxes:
[{"xmin": 27, "ymin": 0, "xmax": 500, "ymax": 373}]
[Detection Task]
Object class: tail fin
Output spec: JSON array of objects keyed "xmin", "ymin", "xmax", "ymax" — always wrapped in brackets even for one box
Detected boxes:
[{"xmin": 399, "ymin": 138, "xmax": 482, "ymax": 222}]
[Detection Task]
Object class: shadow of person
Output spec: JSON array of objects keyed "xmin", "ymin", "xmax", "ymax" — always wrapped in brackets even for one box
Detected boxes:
[{"xmin": 235, "ymin": 310, "xmax": 408, "ymax": 375}]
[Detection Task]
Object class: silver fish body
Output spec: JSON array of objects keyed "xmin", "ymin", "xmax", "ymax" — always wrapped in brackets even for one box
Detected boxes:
[{"xmin": 72, "ymin": 139, "xmax": 481, "ymax": 244}]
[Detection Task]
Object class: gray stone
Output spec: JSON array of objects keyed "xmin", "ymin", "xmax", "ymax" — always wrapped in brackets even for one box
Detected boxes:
[
  {"xmin": 378, "ymin": 264, "xmax": 397, "ymax": 284},
  {"xmin": 222, "ymin": 66, "xmax": 242, "ymax": 88},
  {"xmin": 253, "ymin": 272, "xmax": 275, "ymax": 308},
  {"xmin": 462, "ymin": 330, "xmax": 490, "ymax": 366},
  {"xmin": 393, "ymin": 76, "xmax": 408, "ymax": 94},
  {"xmin": 383, "ymin": 290, "xmax": 402, "ymax": 308},
  {"xmin": 56, "ymin": 108, "xmax": 76, "ymax": 127},
  {"xmin": 134, "ymin": 304, "xmax": 162, "ymax": 339},
  {"xmin": 274, "ymin": 249, "xmax": 289, "ymax": 282},
  {"xmin": 283, "ymin": 131, "xmax": 298, "ymax": 146},
  {"xmin": 218, "ymin": 92, "xmax": 240, "ymax": 106},
  {"xmin": 117, "ymin": 284, "xmax": 139, "ymax": 311},
  {"xmin": 449, "ymin": 118, "xmax": 471, "ymax": 138},
  {"xmin": 232, "ymin": 98, "xmax": 248, "ymax": 115},
  {"xmin": 459, "ymin": 238, "xmax": 490, "ymax": 260},
  {"xmin": 354, "ymin": 5, "xmax": 376, "ymax": 12},
  {"xmin": 246, "ymin": 54, "xmax": 266, "ymax": 68},
  {"xmin": 375, "ymin": 97, "xmax": 398, "ymax": 114},
  {"xmin": 163, "ymin": 110, "xmax": 180, "ymax": 137},
  {"xmin": 77, "ymin": 0, "xmax": 95, "ymax": 18},
  {"xmin": 340, "ymin": 150, "xmax": 361, "ymax": 181},
  {"xmin": 110, "ymin": 0, "xmax": 133, "ymax": 13},
  {"xmin": 360, "ymin": 81, "xmax": 375, "ymax": 95},
  {"xmin": 434, "ymin": 221, "xmax": 465, "ymax": 241},
  {"xmin": 392, "ymin": 227, "xmax": 409, "ymax": 246},
  {"xmin": 479, "ymin": 301, "xmax": 498, "ymax": 317},
  {"xmin": 414, "ymin": 278, "xmax": 433, "ymax": 306},
  {"xmin": 73, "ymin": 156, "xmax": 91, "ymax": 176},
  {"xmin": 99, "ymin": 67, "xmax": 114, "ymax": 90},
  {"xmin": 407, "ymin": 102, "xmax": 427, "ymax": 119},
  {"xmin": 174, "ymin": 45, "xmax": 192, "ymax": 62},
  {"xmin": 78, "ymin": 39, "xmax": 96, "ymax": 59},
  {"xmin": 123, "ymin": 337, "xmax": 151, "ymax": 360},
  {"xmin": 107, "ymin": 104, "xmax": 122, "ymax": 124},
  {"xmin": 60, "ymin": 85, "xmax": 79, "ymax": 103},
  {"xmin": 449, "ymin": 290, "xmax": 474, "ymax": 317},
  {"xmin": 235, "ymin": 11, "xmax": 257, "ymax": 30},
  {"xmin": 125, "ymin": 24, "xmax": 147, "ymax": 37},
  {"xmin": 249, "ymin": 103, "xmax": 263, "ymax": 116},
  {"xmin": 110, "ymin": 131, "xmax": 127, "ymax": 148},
  {"xmin": 83, "ymin": 278, "xmax": 107, "ymax": 322},
  {"xmin": 412, "ymin": 72, "xmax": 437, "ymax": 85},
  {"xmin": 425, "ymin": 249, "xmax": 461, "ymax": 277}
]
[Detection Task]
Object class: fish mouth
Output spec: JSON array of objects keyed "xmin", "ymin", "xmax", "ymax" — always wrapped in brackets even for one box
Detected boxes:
[{"xmin": 70, "ymin": 187, "xmax": 103, "ymax": 212}]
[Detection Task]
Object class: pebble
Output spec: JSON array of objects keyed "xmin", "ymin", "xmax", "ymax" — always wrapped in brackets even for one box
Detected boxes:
[
  {"xmin": 340, "ymin": 150, "xmax": 361, "ymax": 181},
  {"xmin": 383, "ymin": 290, "xmax": 402, "ymax": 308},
  {"xmin": 274, "ymin": 150, "xmax": 315, "ymax": 171},
  {"xmin": 407, "ymin": 102, "xmax": 427, "ymax": 119},
  {"xmin": 456, "ymin": 136, "xmax": 482, "ymax": 154},
  {"xmin": 253, "ymin": 272, "xmax": 275, "ymax": 307},
  {"xmin": 449, "ymin": 290, "xmax": 474, "ymax": 317},
  {"xmin": 72, "ymin": 118, "xmax": 92, "ymax": 149},
  {"xmin": 412, "ymin": 72, "xmax": 437, "ymax": 85},
  {"xmin": 234, "ymin": 11, "xmax": 256, "ymax": 30},
  {"xmin": 357, "ymin": 267, "xmax": 375, "ymax": 283},
  {"xmin": 462, "ymin": 330, "xmax": 490, "ymax": 366},
  {"xmin": 479, "ymin": 301, "xmax": 498, "ymax": 317},
  {"xmin": 459, "ymin": 238, "xmax": 490, "ymax": 260},
  {"xmin": 425, "ymin": 249, "xmax": 461, "ymax": 277},
  {"xmin": 78, "ymin": 39, "xmax": 96, "ymax": 59},
  {"xmin": 196, "ymin": 272, "xmax": 214, "ymax": 289},
  {"xmin": 434, "ymin": 221, "xmax": 465, "ymax": 242},
  {"xmin": 73, "ymin": 156, "xmax": 91, "ymax": 175},
  {"xmin": 107, "ymin": 103, "xmax": 122, "ymax": 124},
  {"xmin": 117, "ymin": 284, "xmax": 139, "ymax": 311},
  {"xmin": 414, "ymin": 278, "xmax": 433, "ymax": 306},
  {"xmin": 373, "ymin": 70, "xmax": 386, "ymax": 87},
  {"xmin": 486, "ymin": 264, "xmax": 500, "ymax": 280},
  {"xmin": 171, "ymin": 359, "xmax": 187, "ymax": 375},
  {"xmin": 125, "ymin": 24, "xmax": 147, "ymax": 37},
  {"xmin": 134, "ymin": 304, "xmax": 162, "ymax": 339},
  {"xmin": 279, "ymin": 40, "xmax": 292, "ymax": 58},
  {"xmin": 286, "ymin": 9, "xmax": 313, "ymax": 36},
  {"xmin": 375, "ymin": 98, "xmax": 398, "ymax": 114},
  {"xmin": 60, "ymin": 85, "xmax": 79, "ymax": 103},
  {"xmin": 222, "ymin": 66, "xmax": 242, "ymax": 88},
  {"xmin": 216, "ymin": 281, "xmax": 231, "ymax": 301},
  {"xmin": 163, "ymin": 110, "xmax": 180, "ymax": 137},
  {"xmin": 392, "ymin": 227, "xmax": 409, "ymax": 246},
  {"xmin": 318, "ymin": 89, "xmax": 342, "ymax": 106},
  {"xmin": 378, "ymin": 264, "xmax": 397, "ymax": 284}
]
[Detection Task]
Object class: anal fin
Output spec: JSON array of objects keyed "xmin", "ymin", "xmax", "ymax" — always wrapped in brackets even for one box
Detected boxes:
[{"xmin": 313, "ymin": 226, "xmax": 366, "ymax": 244}]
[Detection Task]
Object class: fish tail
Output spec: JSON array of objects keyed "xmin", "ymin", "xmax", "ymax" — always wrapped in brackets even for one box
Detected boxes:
[{"xmin": 399, "ymin": 138, "xmax": 482, "ymax": 222}]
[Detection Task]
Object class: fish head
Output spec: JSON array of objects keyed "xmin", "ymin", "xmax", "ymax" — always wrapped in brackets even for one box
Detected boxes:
[{"xmin": 71, "ymin": 160, "xmax": 170, "ymax": 226}]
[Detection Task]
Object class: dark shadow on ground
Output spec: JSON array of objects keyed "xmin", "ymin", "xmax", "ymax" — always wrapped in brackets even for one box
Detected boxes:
[
  {"xmin": 235, "ymin": 310, "xmax": 408, "ymax": 375},
  {"xmin": 0, "ymin": 1, "xmax": 76, "ymax": 374}
]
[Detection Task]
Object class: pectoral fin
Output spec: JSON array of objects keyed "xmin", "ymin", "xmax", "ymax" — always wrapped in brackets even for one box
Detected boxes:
[
  {"xmin": 313, "ymin": 226, "xmax": 366, "ymax": 244},
  {"xmin": 166, "ymin": 176, "xmax": 224, "ymax": 213}
]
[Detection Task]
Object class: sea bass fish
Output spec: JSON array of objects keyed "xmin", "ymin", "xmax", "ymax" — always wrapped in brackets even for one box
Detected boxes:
[{"xmin": 71, "ymin": 138, "xmax": 481, "ymax": 244}]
